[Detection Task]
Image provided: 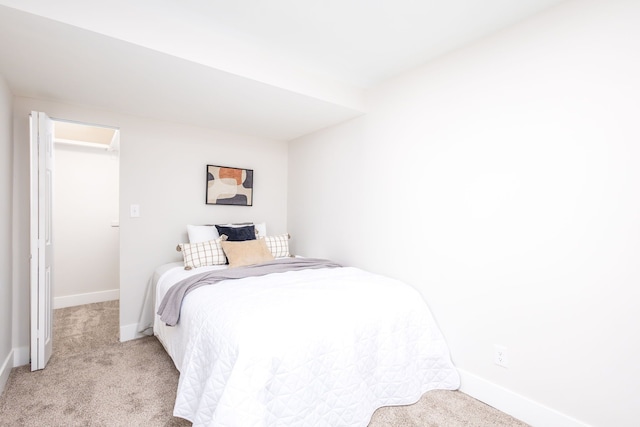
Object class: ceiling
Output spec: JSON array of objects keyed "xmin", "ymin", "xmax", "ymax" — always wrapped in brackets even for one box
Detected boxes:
[{"xmin": 0, "ymin": 0, "xmax": 566, "ymax": 141}]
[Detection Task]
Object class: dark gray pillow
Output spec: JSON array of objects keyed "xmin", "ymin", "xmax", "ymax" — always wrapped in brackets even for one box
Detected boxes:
[{"xmin": 215, "ymin": 224, "xmax": 256, "ymax": 241}]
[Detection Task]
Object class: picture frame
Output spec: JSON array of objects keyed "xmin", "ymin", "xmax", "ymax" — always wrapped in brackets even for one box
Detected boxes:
[{"xmin": 206, "ymin": 164, "xmax": 253, "ymax": 206}]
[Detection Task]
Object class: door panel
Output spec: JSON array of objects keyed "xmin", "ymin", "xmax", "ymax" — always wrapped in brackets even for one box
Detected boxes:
[{"xmin": 30, "ymin": 111, "xmax": 54, "ymax": 371}]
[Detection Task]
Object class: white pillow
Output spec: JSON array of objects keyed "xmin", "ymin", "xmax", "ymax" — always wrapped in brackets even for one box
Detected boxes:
[
  {"xmin": 264, "ymin": 233, "xmax": 291, "ymax": 258},
  {"xmin": 178, "ymin": 238, "xmax": 226, "ymax": 270},
  {"xmin": 253, "ymin": 222, "xmax": 267, "ymax": 238},
  {"xmin": 187, "ymin": 225, "xmax": 219, "ymax": 243}
]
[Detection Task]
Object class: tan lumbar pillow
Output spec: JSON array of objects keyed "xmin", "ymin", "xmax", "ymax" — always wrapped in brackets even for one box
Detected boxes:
[{"xmin": 220, "ymin": 237, "xmax": 275, "ymax": 268}]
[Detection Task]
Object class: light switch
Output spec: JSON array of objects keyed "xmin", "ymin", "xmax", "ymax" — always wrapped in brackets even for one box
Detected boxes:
[{"xmin": 130, "ymin": 204, "xmax": 140, "ymax": 218}]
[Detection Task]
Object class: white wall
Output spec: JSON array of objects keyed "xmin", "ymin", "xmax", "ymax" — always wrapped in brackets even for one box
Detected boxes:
[
  {"xmin": 53, "ymin": 143, "xmax": 119, "ymax": 308},
  {"xmin": 0, "ymin": 75, "xmax": 14, "ymax": 393},
  {"xmin": 288, "ymin": 1, "xmax": 640, "ymax": 426},
  {"xmin": 12, "ymin": 97, "xmax": 288, "ymax": 360}
]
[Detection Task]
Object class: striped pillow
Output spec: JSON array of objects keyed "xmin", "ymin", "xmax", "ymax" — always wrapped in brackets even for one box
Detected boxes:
[
  {"xmin": 178, "ymin": 238, "xmax": 226, "ymax": 270},
  {"xmin": 264, "ymin": 233, "xmax": 291, "ymax": 258}
]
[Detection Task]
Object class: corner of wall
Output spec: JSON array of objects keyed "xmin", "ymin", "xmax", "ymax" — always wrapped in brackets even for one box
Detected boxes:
[
  {"xmin": 0, "ymin": 73, "xmax": 16, "ymax": 389},
  {"xmin": 119, "ymin": 323, "xmax": 148, "ymax": 342},
  {"xmin": 0, "ymin": 348, "xmax": 14, "ymax": 395}
]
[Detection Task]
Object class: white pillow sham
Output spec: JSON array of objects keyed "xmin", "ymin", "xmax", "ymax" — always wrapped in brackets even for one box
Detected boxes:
[
  {"xmin": 264, "ymin": 233, "xmax": 291, "ymax": 258},
  {"xmin": 187, "ymin": 225, "xmax": 218, "ymax": 243},
  {"xmin": 178, "ymin": 238, "xmax": 226, "ymax": 270},
  {"xmin": 253, "ymin": 222, "xmax": 267, "ymax": 238}
]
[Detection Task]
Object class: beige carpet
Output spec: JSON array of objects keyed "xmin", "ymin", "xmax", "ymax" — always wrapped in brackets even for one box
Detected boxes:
[{"xmin": 0, "ymin": 301, "xmax": 528, "ymax": 426}]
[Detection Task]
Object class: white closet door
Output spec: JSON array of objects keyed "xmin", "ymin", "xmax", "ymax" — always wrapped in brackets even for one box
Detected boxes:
[{"xmin": 30, "ymin": 111, "xmax": 54, "ymax": 371}]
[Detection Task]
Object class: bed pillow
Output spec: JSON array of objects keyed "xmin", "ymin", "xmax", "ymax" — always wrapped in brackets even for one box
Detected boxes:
[
  {"xmin": 216, "ymin": 222, "xmax": 252, "ymax": 228},
  {"xmin": 187, "ymin": 225, "xmax": 219, "ymax": 243},
  {"xmin": 177, "ymin": 238, "xmax": 226, "ymax": 270},
  {"xmin": 253, "ymin": 222, "xmax": 267, "ymax": 238},
  {"xmin": 215, "ymin": 224, "xmax": 256, "ymax": 241},
  {"xmin": 220, "ymin": 238, "xmax": 274, "ymax": 268},
  {"xmin": 264, "ymin": 233, "xmax": 291, "ymax": 258}
]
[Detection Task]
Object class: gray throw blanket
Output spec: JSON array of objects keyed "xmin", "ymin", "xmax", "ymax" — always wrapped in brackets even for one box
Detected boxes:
[{"xmin": 157, "ymin": 257, "xmax": 342, "ymax": 326}]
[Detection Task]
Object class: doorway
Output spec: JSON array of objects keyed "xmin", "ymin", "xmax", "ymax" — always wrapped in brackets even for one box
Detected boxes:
[
  {"xmin": 52, "ymin": 120, "xmax": 120, "ymax": 310},
  {"xmin": 30, "ymin": 113, "xmax": 121, "ymax": 371}
]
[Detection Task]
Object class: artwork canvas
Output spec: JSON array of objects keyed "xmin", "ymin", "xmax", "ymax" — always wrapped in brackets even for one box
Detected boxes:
[{"xmin": 206, "ymin": 165, "xmax": 253, "ymax": 206}]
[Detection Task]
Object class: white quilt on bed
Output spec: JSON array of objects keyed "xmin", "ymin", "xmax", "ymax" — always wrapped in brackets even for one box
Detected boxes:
[{"xmin": 153, "ymin": 263, "xmax": 460, "ymax": 427}]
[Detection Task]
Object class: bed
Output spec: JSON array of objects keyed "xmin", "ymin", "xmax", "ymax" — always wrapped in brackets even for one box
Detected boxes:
[{"xmin": 149, "ymin": 253, "xmax": 461, "ymax": 426}]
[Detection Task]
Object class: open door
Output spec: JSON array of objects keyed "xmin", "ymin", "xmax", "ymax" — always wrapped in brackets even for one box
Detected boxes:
[{"xmin": 30, "ymin": 111, "xmax": 54, "ymax": 371}]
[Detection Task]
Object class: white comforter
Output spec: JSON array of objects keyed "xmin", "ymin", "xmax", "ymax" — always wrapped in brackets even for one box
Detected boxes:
[{"xmin": 153, "ymin": 262, "xmax": 460, "ymax": 427}]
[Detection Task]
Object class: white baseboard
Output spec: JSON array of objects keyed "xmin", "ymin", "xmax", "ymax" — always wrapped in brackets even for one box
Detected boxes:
[
  {"xmin": 13, "ymin": 345, "xmax": 29, "ymax": 368},
  {"xmin": 54, "ymin": 289, "xmax": 119, "ymax": 309},
  {"xmin": 0, "ymin": 349, "xmax": 14, "ymax": 395},
  {"xmin": 458, "ymin": 369, "xmax": 590, "ymax": 427},
  {"xmin": 119, "ymin": 323, "xmax": 147, "ymax": 342}
]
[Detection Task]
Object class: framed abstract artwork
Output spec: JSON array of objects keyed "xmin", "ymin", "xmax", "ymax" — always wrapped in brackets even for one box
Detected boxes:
[{"xmin": 206, "ymin": 165, "xmax": 253, "ymax": 206}]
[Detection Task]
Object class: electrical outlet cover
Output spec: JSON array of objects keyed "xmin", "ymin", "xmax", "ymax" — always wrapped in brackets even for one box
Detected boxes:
[{"xmin": 494, "ymin": 345, "xmax": 509, "ymax": 368}]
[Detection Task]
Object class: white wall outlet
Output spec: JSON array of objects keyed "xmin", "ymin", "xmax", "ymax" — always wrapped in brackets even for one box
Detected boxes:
[{"xmin": 494, "ymin": 345, "xmax": 509, "ymax": 368}]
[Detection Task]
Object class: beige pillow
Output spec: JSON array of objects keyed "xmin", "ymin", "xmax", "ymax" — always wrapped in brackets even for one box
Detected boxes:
[{"xmin": 220, "ymin": 238, "xmax": 275, "ymax": 268}]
